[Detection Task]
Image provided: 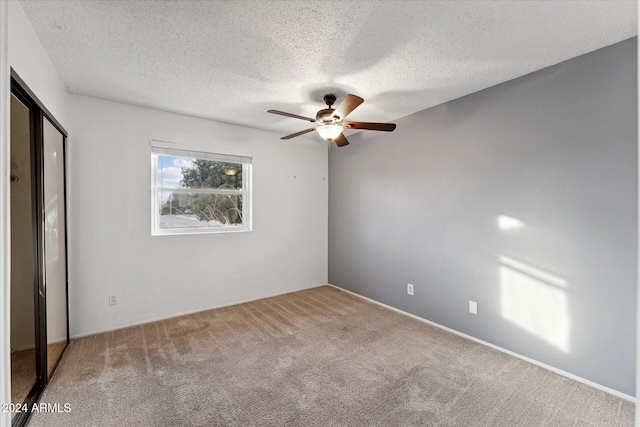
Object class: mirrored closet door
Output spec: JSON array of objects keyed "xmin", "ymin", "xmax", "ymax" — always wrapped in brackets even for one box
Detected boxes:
[
  {"xmin": 10, "ymin": 72, "xmax": 69, "ymax": 427},
  {"xmin": 9, "ymin": 92, "xmax": 37, "ymax": 421},
  {"xmin": 43, "ymin": 117, "xmax": 68, "ymax": 376}
]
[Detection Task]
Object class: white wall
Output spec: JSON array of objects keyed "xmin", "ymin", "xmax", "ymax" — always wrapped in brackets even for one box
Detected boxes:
[
  {"xmin": 68, "ymin": 94, "xmax": 328, "ymax": 337},
  {"xmin": 0, "ymin": 3, "xmax": 10, "ymax": 425},
  {"xmin": 7, "ymin": 1, "xmax": 69, "ymax": 128},
  {"xmin": 2, "ymin": 3, "xmax": 69, "ymax": 425}
]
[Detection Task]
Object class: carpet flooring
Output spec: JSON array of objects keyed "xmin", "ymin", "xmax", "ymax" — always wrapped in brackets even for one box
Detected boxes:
[
  {"xmin": 11, "ymin": 342, "xmax": 67, "ymax": 408},
  {"xmin": 11, "ymin": 348, "xmax": 36, "ymax": 420},
  {"xmin": 29, "ymin": 286, "xmax": 634, "ymax": 426},
  {"xmin": 47, "ymin": 341, "xmax": 67, "ymax": 374}
]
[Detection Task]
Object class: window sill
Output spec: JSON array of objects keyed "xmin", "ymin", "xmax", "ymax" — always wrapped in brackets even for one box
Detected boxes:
[{"xmin": 151, "ymin": 226, "xmax": 252, "ymax": 236}]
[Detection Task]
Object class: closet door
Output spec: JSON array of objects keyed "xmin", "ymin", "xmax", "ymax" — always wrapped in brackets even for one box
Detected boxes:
[
  {"xmin": 9, "ymin": 93, "xmax": 37, "ymax": 418},
  {"xmin": 10, "ymin": 73, "xmax": 69, "ymax": 427},
  {"xmin": 42, "ymin": 117, "xmax": 68, "ymax": 377}
]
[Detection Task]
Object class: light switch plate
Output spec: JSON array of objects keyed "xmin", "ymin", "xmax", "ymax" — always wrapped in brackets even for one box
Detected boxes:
[{"xmin": 469, "ymin": 301, "xmax": 477, "ymax": 315}]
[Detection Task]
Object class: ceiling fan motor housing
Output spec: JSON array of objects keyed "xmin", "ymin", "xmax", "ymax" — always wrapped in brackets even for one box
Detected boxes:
[
  {"xmin": 316, "ymin": 108, "xmax": 338, "ymax": 123},
  {"xmin": 317, "ymin": 94, "xmax": 340, "ymax": 122}
]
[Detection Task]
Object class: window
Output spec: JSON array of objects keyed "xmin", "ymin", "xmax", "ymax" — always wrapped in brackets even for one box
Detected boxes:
[{"xmin": 151, "ymin": 141, "xmax": 252, "ymax": 235}]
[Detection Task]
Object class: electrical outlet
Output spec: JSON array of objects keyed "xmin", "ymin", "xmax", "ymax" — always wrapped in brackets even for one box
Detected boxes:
[
  {"xmin": 469, "ymin": 301, "xmax": 477, "ymax": 315},
  {"xmin": 407, "ymin": 283, "xmax": 414, "ymax": 296},
  {"xmin": 109, "ymin": 295, "xmax": 118, "ymax": 306}
]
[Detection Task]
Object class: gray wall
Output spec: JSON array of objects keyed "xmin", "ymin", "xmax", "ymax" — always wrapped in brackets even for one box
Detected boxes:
[{"xmin": 328, "ymin": 38, "xmax": 637, "ymax": 396}]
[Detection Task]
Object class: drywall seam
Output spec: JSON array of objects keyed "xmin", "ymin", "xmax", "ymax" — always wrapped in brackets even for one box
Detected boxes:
[{"xmin": 329, "ymin": 284, "xmax": 636, "ymax": 403}]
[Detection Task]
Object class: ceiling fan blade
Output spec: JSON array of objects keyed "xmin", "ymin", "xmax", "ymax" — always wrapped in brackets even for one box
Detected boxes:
[
  {"xmin": 281, "ymin": 128, "xmax": 315, "ymax": 140},
  {"xmin": 268, "ymin": 110, "xmax": 315, "ymax": 122},
  {"xmin": 331, "ymin": 94, "xmax": 364, "ymax": 120},
  {"xmin": 344, "ymin": 122, "xmax": 396, "ymax": 132},
  {"xmin": 333, "ymin": 133, "xmax": 349, "ymax": 147}
]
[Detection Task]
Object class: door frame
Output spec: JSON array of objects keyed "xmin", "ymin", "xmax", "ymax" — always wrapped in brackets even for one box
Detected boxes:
[{"xmin": 9, "ymin": 70, "xmax": 69, "ymax": 427}]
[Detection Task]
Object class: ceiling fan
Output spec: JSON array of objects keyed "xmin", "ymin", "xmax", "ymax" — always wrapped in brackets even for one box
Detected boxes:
[{"xmin": 268, "ymin": 94, "xmax": 396, "ymax": 147}]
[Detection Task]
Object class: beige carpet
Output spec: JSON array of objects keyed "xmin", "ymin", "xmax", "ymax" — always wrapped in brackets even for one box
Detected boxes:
[
  {"xmin": 11, "ymin": 348, "xmax": 36, "ymax": 405},
  {"xmin": 29, "ymin": 286, "xmax": 633, "ymax": 426},
  {"xmin": 48, "ymin": 341, "xmax": 67, "ymax": 374}
]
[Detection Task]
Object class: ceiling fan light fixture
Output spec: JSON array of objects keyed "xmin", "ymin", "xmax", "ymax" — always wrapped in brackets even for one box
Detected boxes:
[{"xmin": 315, "ymin": 124, "xmax": 343, "ymax": 141}]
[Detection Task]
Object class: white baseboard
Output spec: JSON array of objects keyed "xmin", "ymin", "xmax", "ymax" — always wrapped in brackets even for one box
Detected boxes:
[
  {"xmin": 10, "ymin": 344, "xmax": 35, "ymax": 353},
  {"xmin": 328, "ymin": 284, "xmax": 636, "ymax": 403},
  {"xmin": 71, "ymin": 283, "xmax": 325, "ymax": 339}
]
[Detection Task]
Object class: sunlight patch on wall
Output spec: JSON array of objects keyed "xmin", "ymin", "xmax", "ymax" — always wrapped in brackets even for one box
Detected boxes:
[
  {"xmin": 497, "ymin": 214, "xmax": 525, "ymax": 230},
  {"xmin": 499, "ymin": 256, "xmax": 570, "ymax": 353}
]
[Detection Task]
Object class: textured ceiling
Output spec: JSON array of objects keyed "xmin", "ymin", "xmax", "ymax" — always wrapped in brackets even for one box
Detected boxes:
[{"xmin": 19, "ymin": 0, "xmax": 638, "ymax": 138}]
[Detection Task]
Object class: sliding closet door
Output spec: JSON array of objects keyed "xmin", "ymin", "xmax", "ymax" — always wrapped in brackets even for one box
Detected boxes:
[
  {"xmin": 10, "ymin": 72, "xmax": 69, "ymax": 427},
  {"xmin": 42, "ymin": 117, "xmax": 68, "ymax": 377},
  {"xmin": 9, "ymin": 93, "xmax": 37, "ymax": 415}
]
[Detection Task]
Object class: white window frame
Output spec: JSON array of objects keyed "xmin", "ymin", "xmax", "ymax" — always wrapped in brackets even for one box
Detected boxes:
[{"xmin": 150, "ymin": 140, "xmax": 252, "ymax": 235}]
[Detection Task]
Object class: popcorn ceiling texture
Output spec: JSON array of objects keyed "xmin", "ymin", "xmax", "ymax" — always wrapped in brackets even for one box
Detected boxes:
[
  {"xmin": 18, "ymin": 1, "xmax": 637, "ymax": 138},
  {"xmin": 29, "ymin": 286, "xmax": 633, "ymax": 426}
]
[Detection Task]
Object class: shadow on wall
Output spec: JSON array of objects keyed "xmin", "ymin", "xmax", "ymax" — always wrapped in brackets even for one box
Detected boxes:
[{"xmin": 497, "ymin": 215, "xmax": 570, "ymax": 354}]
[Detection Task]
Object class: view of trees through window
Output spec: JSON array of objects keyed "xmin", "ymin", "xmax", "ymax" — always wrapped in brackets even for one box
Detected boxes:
[{"xmin": 158, "ymin": 157, "xmax": 244, "ymax": 228}]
